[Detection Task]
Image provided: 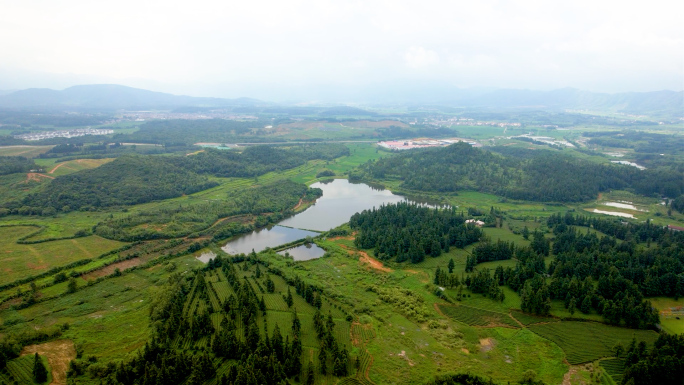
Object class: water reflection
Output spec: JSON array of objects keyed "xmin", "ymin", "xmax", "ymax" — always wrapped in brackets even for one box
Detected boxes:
[
  {"xmin": 221, "ymin": 225, "xmax": 319, "ymax": 255},
  {"xmin": 278, "ymin": 243, "xmax": 326, "ymax": 261},
  {"xmin": 221, "ymin": 179, "xmax": 443, "ymax": 260}
]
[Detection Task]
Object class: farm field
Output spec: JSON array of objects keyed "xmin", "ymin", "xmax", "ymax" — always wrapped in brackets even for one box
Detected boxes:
[
  {"xmin": 527, "ymin": 322, "xmax": 658, "ymax": 364},
  {"xmin": 0, "ymin": 145, "xmax": 54, "ymax": 158},
  {"xmin": 0, "ymin": 226, "xmax": 126, "ymax": 285}
]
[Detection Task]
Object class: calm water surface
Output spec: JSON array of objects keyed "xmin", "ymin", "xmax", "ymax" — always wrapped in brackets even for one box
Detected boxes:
[
  {"xmin": 278, "ymin": 179, "xmax": 406, "ymax": 231},
  {"xmin": 221, "ymin": 225, "xmax": 319, "ymax": 255},
  {"xmin": 278, "ymin": 243, "xmax": 326, "ymax": 261},
  {"xmin": 222, "ymin": 179, "xmax": 424, "ymax": 257}
]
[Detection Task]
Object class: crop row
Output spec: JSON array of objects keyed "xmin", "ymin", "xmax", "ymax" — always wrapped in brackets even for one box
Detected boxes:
[
  {"xmin": 599, "ymin": 358, "xmax": 625, "ymax": 383},
  {"xmin": 528, "ymin": 321, "xmax": 658, "ymax": 364},
  {"xmin": 438, "ymin": 304, "xmax": 519, "ymax": 328}
]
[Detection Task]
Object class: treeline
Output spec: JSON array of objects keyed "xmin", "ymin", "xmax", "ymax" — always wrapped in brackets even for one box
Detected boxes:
[
  {"xmin": 169, "ymin": 144, "xmax": 349, "ymax": 178},
  {"xmin": 621, "ymin": 333, "xmax": 684, "ymax": 385},
  {"xmin": 113, "ymin": 119, "xmax": 264, "ymax": 146},
  {"xmin": 350, "ymin": 202, "xmax": 482, "ymax": 264},
  {"xmin": 94, "ymin": 180, "xmax": 320, "ymax": 241},
  {"xmin": 358, "ymin": 142, "xmax": 684, "ymax": 201},
  {"xmin": 0, "ymin": 156, "xmax": 36, "ymax": 175}
]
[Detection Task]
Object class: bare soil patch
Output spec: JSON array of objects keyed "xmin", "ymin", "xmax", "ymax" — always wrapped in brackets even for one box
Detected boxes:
[
  {"xmin": 479, "ymin": 338, "xmax": 495, "ymax": 352},
  {"xmin": 21, "ymin": 339, "xmax": 76, "ymax": 385},
  {"xmin": 357, "ymin": 251, "xmax": 392, "ymax": 273}
]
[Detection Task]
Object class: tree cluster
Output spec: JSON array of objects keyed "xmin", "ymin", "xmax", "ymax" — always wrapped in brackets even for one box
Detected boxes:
[{"xmin": 350, "ymin": 202, "xmax": 482, "ymax": 264}]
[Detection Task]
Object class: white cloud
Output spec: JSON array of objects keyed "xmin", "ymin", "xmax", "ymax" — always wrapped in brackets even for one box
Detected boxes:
[
  {"xmin": 0, "ymin": 0, "xmax": 681, "ymax": 96},
  {"xmin": 404, "ymin": 47, "xmax": 440, "ymax": 68}
]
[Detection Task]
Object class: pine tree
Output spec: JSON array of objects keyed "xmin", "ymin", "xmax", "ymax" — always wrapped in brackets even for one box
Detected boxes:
[
  {"xmin": 305, "ymin": 360, "xmax": 315, "ymax": 385},
  {"xmin": 286, "ymin": 287, "xmax": 294, "ymax": 308},
  {"xmin": 448, "ymin": 258, "xmax": 455, "ymax": 273},
  {"xmin": 32, "ymin": 353, "xmax": 48, "ymax": 383}
]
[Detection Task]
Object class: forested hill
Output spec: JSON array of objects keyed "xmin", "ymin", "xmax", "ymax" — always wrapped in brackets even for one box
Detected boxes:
[
  {"xmin": 3, "ymin": 144, "xmax": 349, "ymax": 214},
  {"xmin": 19, "ymin": 156, "xmax": 217, "ymax": 212},
  {"xmin": 170, "ymin": 144, "xmax": 349, "ymax": 178},
  {"xmin": 360, "ymin": 143, "xmax": 684, "ymax": 202}
]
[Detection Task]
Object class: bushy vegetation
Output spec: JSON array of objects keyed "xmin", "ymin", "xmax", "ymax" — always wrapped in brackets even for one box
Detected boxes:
[
  {"xmin": 94, "ymin": 180, "xmax": 320, "ymax": 241},
  {"xmin": 359, "ymin": 142, "xmax": 684, "ymax": 201},
  {"xmin": 0, "ymin": 156, "xmax": 36, "ymax": 175},
  {"xmin": 350, "ymin": 202, "xmax": 482, "ymax": 263}
]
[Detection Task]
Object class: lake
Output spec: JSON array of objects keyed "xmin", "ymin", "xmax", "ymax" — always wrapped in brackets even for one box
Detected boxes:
[{"xmin": 222, "ymin": 179, "xmax": 419, "ymax": 256}]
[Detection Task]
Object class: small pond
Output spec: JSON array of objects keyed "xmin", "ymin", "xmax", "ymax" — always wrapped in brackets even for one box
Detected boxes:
[{"xmin": 278, "ymin": 243, "xmax": 326, "ymax": 261}]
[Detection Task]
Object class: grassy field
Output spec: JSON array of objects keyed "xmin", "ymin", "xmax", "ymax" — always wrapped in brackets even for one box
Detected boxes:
[
  {"xmin": 0, "ymin": 145, "xmax": 54, "ymax": 158},
  {"xmin": 650, "ymin": 297, "xmax": 684, "ymax": 334},
  {"xmin": 0, "ymin": 226, "xmax": 126, "ymax": 285}
]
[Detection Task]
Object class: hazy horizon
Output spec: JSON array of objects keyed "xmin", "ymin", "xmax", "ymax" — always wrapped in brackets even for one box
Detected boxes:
[{"xmin": 1, "ymin": 0, "xmax": 682, "ymax": 102}]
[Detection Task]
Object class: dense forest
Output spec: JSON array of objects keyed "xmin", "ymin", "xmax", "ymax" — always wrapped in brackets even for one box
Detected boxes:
[
  {"xmin": 358, "ymin": 142, "xmax": 684, "ymax": 201},
  {"xmin": 0, "ymin": 156, "xmax": 36, "ymax": 175},
  {"xmin": 350, "ymin": 203, "xmax": 483, "ymax": 263}
]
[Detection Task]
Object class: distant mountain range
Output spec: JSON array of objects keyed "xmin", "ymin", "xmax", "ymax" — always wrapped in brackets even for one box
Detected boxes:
[
  {"xmin": 458, "ymin": 88, "xmax": 683, "ymax": 115},
  {"xmin": 0, "ymin": 84, "xmax": 681, "ymax": 116},
  {"xmin": 0, "ymin": 84, "xmax": 266, "ymax": 110}
]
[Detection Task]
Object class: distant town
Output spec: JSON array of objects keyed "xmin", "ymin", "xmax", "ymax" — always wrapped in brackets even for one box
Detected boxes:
[
  {"xmin": 378, "ymin": 138, "xmax": 480, "ymax": 151},
  {"xmin": 14, "ymin": 128, "xmax": 114, "ymax": 141}
]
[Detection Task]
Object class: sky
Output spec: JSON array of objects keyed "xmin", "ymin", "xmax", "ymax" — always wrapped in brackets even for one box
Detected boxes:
[{"xmin": 0, "ymin": 0, "xmax": 682, "ymax": 101}]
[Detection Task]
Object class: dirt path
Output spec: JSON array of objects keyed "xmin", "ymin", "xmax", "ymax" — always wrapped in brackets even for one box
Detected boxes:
[
  {"xmin": 48, "ymin": 162, "xmax": 68, "ymax": 174},
  {"xmin": 21, "ymin": 339, "xmax": 76, "ymax": 385},
  {"xmin": 562, "ymin": 365, "xmax": 582, "ymax": 385},
  {"xmin": 25, "ymin": 173, "xmax": 54, "ymax": 182},
  {"xmin": 508, "ymin": 313, "xmax": 525, "ymax": 328},
  {"xmin": 293, "ymin": 198, "xmax": 304, "ymax": 210},
  {"xmin": 434, "ymin": 303, "xmax": 448, "ymax": 318}
]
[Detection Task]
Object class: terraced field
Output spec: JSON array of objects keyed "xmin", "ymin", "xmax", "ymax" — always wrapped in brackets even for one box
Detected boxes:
[
  {"xmin": 600, "ymin": 358, "xmax": 626, "ymax": 383},
  {"xmin": 528, "ymin": 321, "xmax": 658, "ymax": 364},
  {"xmin": 437, "ymin": 304, "xmax": 520, "ymax": 328}
]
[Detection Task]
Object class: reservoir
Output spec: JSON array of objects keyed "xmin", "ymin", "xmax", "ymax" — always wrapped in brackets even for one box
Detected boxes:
[{"xmin": 222, "ymin": 179, "xmax": 418, "ymax": 256}]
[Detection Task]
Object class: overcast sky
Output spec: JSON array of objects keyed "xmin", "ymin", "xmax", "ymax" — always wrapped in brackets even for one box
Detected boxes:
[{"xmin": 0, "ymin": 0, "xmax": 682, "ymax": 100}]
